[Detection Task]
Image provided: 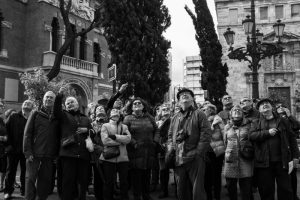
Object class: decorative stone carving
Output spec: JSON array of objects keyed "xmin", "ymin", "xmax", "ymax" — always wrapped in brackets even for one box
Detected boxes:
[
  {"xmin": 274, "ymin": 78, "xmax": 284, "ymax": 86},
  {"xmin": 286, "ymin": 62, "xmax": 293, "ymax": 71},
  {"xmin": 38, "ymin": 0, "xmax": 95, "ymax": 22}
]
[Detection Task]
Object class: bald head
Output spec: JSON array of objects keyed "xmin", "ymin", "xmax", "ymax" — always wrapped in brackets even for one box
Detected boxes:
[
  {"xmin": 65, "ymin": 96, "xmax": 79, "ymax": 112},
  {"xmin": 22, "ymin": 100, "xmax": 34, "ymax": 114},
  {"xmin": 43, "ymin": 91, "xmax": 56, "ymax": 109}
]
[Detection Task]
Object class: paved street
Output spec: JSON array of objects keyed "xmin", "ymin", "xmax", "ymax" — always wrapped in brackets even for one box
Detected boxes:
[{"xmin": 1, "ymin": 169, "xmax": 299, "ymax": 200}]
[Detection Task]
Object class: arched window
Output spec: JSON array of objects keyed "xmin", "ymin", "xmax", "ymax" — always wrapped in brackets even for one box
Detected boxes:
[
  {"xmin": 68, "ymin": 24, "xmax": 76, "ymax": 57},
  {"xmin": 51, "ymin": 17, "xmax": 59, "ymax": 52},
  {"xmin": 0, "ymin": 11, "xmax": 3, "ymax": 51},
  {"xmin": 93, "ymin": 42, "xmax": 102, "ymax": 74},
  {"xmin": 79, "ymin": 29, "xmax": 86, "ymax": 60}
]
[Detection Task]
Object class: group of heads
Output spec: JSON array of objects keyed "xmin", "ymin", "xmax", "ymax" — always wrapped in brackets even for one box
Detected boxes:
[{"xmin": 43, "ymin": 91, "xmax": 79, "ymax": 112}]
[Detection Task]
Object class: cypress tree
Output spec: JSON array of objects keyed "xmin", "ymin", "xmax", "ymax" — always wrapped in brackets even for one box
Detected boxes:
[
  {"xmin": 102, "ymin": 0, "xmax": 171, "ymax": 106},
  {"xmin": 185, "ymin": 0, "xmax": 228, "ymax": 110}
]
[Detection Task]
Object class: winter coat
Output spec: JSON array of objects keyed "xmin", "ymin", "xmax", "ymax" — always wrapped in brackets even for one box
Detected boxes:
[
  {"xmin": 91, "ymin": 120, "xmax": 105, "ymax": 164},
  {"xmin": 23, "ymin": 107, "xmax": 60, "ymax": 158},
  {"xmin": 224, "ymin": 118, "xmax": 254, "ymax": 178},
  {"xmin": 123, "ymin": 113, "xmax": 159, "ymax": 169},
  {"xmin": 157, "ymin": 117, "xmax": 171, "ymax": 169},
  {"xmin": 250, "ymin": 113, "xmax": 300, "ymax": 169},
  {"xmin": 99, "ymin": 122, "xmax": 131, "ymax": 163},
  {"xmin": 0, "ymin": 117, "xmax": 7, "ymax": 157},
  {"xmin": 54, "ymin": 93, "xmax": 92, "ymax": 161},
  {"xmin": 208, "ymin": 115, "xmax": 226, "ymax": 157},
  {"xmin": 167, "ymin": 106, "xmax": 211, "ymax": 166},
  {"xmin": 6, "ymin": 111, "xmax": 27, "ymax": 154}
]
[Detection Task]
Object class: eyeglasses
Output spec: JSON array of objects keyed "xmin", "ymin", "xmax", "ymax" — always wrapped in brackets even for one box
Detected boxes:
[
  {"xmin": 276, "ymin": 104, "xmax": 285, "ymax": 109},
  {"xmin": 223, "ymin": 96, "xmax": 231, "ymax": 100},
  {"xmin": 133, "ymin": 101, "xmax": 142, "ymax": 105},
  {"xmin": 240, "ymin": 99, "xmax": 251, "ymax": 103},
  {"xmin": 161, "ymin": 108, "xmax": 169, "ymax": 111},
  {"xmin": 232, "ymin": 109, "xmax": 242, "ymax": 112}
]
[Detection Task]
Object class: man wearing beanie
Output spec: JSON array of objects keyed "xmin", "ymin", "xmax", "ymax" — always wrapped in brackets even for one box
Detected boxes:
[{"xmin": 167, "ymin": 88, "xmax": 211, "ymax": 200}]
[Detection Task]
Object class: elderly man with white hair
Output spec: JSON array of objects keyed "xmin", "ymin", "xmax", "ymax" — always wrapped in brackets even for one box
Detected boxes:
[
  {"xmin": 23, "ymin": 91, "xmax": 60, "ymax": 200},
  {"xmin": 54, "ymin": 87, "xmax": 93, "ymax": 200},
  {"xmin": 4, "ymin": 100, "xmax": 33, "ymax": 199}
]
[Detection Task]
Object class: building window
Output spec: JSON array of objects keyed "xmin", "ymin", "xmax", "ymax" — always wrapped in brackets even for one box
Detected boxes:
[
  {"xmin": 260, "ymin": 7, "xmax": 268, "ymax": 20},
  {"xmin": 51, "ymin": 17, "xmax": 59, "ymax": 52},
  {"xmin": 0, "ymin": 11, "xmax": 3, "ymax": 52},
  {"xmin": 4, "ymin": 78, "xmax": 19, "ymax": 102},
  {"xmin": 291, "ymin": 4, "xmax": 300, "ymax": 18},
  {"xmin": 275, "ymin": 5, "xmax": 284, "ymax": 19},
  {"xmin": 79, "ymin": 29, "xmax": 86, "ymax": 60},
  {"xmin": 68, "ymin": 24, "xmax": 76, "ymax": 57},
  {"xmin": 93, "ymin": 42, "xmax": 102, "ymax": 74},
  {"xmin": 229, "ymin": 9, "xmax": 238, "ymax": 24},
  {"xmin": 244, "ymin": 8, "xmax": 251, "ymax": 18}
]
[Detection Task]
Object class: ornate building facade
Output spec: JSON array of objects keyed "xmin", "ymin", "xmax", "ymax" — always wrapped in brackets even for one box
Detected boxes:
[
  {"xmin": 215, "ymin": 0, "xmax": 300, "ymax": 117},
  {"xmin": 0, "ymin": 0, "xmax": 112, "ymax": 112}
]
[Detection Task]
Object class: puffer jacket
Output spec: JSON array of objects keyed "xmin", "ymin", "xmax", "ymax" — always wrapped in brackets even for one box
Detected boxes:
[
  {"xmin": 123, "ymin": 113, "xmax": 159, "ymax": 169},
  {"xmin": 224, "ymin": 118, "xmax": 254, "ymax": 178},
  {"xmin": 23, "ymin": 107, "xmax": 60, "ymax": 158},
  {"xmin": 99, "ymin": 122, "xmax": 131, "ymax": 163},
  {"xmin": 208, "ymin": 115, "xmax": 225, "ymax": 157},
  {"xmin": 250, "ymin": 113, "xmax": 299, "ymax": 169},
  {"xmin": 167, "ymin": 106, "xmax": 211, "ymax": 166}
]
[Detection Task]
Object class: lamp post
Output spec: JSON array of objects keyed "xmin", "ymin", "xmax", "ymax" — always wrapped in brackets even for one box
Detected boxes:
[{"xmin": 223, "ymin": 0, "xmax": 285, "ymax": 99}]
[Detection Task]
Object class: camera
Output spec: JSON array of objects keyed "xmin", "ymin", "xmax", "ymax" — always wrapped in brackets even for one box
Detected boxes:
[{"xmin": 176, "ymin": 129, "xmax": 189, "ymax": 143}]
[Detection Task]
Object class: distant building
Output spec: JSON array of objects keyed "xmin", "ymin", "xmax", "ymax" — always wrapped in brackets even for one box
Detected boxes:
[
  {"xmin": 164, "ymin": 52, "xmax": 172, "ymax": 103},
  {"xmin": 0, "ymin": 0, "xmax": 112, "ymax": 112},
  {"xmin": 183, "ymin": 55, "xmax": 205, "ymax": 104},
  {"xmin": 215, "ymin": 0, "xmax": 300, "ymax": 118}
]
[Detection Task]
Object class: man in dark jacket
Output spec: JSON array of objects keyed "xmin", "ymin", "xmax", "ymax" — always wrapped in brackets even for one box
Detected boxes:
[
  {"xmin": 23, "ymin": 91, "xmax": 60, "ymax": 200},
  {"xmin": 167, "ymin": 88, "xmax": 211, "ymax": 200},
  {"xmin": 250, "ymin": 98, "xmax": 300, "ymax": 200},
  {"xmin": 275, "ymin": 103, "xmax": 300, "ymax": 200},
  {"xmin": 3, "ymin": 100, "xmax": 33, "ymax": 199}
]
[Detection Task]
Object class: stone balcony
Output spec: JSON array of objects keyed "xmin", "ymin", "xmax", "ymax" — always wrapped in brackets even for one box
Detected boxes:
[{"xmin": 42, "ymin": 51, "xmax": 98, "ymax": 78}]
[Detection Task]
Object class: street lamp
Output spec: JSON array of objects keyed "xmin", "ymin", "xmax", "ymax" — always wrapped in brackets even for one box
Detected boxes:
[{"xmin": 223, "ymin": 0, "xmax": 284, "ymax": 99}]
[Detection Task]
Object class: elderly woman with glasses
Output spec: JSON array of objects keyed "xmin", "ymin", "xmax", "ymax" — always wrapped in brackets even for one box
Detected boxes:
[
  {"xmin": 224, "ymin": 105, "xmax": 254, "ymax": 200},
  {"xmin": 123, "ymin": 97, "xmax": 159, "ymax": 200},
  {"xmin": 202, "ymin": 103, "xmax": 225, "ymax": 200}
]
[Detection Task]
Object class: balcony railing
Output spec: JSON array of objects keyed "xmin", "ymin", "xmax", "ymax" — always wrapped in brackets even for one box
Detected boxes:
[{"xmin": 42, "ymin": 51, "xmax": 98, "ymax": 77}]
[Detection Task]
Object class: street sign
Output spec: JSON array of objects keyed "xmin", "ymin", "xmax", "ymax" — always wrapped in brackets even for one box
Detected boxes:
[{"xmin": 108, "ymin": 64, "xmax": 116, "ymax": 82}]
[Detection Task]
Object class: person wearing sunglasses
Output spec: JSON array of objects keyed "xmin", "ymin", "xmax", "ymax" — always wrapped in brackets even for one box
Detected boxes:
[{"xmin": 123, "ymin": 97, "xmax": 159, "ymax": 200}]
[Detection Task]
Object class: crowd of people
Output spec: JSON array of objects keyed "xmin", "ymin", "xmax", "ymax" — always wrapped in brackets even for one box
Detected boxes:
[{"xmin": 0, "ymin": 83, "xmax": 299, "ymax": 200}]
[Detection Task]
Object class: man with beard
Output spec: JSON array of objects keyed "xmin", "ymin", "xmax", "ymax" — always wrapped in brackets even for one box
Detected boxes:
[
  {"xmin": 218, "ymin": 95, "xmax": 234, "ymax": 125},
  {"xmin": 23, "ymin": 91, "xmax": 60, "ymax": 200},
  {"xmin": 250, "ymin": 98, "xmax": 299, "ymax": 200},
  {"xmin": 240, "ymin": 97, "xmax": 260, "ymax": 122},
  {"xmin": 167, "ymin": 88, "xmax": 211, "ymax": 200},
  {"xmin": 4, "ymin": 100, "xmax": 34, "ymax": 199}
]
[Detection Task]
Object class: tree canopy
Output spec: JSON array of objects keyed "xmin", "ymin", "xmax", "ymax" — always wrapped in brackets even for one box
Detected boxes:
[
  {"xmin": 102, "ymin": 0, "xmax": 171, "ymax": 106},
  {"xmin": 185, "ymin": 0, "xmax": 228, "ymax": 110}
]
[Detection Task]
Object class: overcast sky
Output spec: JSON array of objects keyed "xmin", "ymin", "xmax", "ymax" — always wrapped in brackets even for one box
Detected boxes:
[{"xmin": 163, "ymin": 0, "xmax": 218, "ymax": 86}]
